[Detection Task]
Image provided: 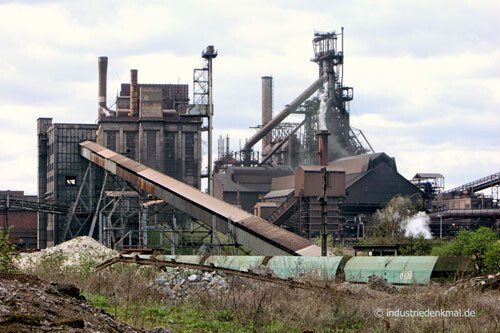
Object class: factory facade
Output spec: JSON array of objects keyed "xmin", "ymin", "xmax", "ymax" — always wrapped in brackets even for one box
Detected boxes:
[
  {"xmin": 26, "ymin": 31, "xmax": 498, "ymax": 251},
  {"xmin": 37, "ymin": 57, "xmax": 202, "ymax": 248}
]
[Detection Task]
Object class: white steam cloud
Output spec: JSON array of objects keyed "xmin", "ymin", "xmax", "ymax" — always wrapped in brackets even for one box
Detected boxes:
[
  {"xmin": 317, "ymin": 81, "xmax": 329, "ymax": 131},
  {"xmin": 401, "ymin": 211, "xmax": 433, "ymax": 239}
]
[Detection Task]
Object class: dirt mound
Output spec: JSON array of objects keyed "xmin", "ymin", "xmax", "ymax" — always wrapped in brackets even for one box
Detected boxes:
[
  {"xmin": 15, "ymin": 236, "xmax": 118, "ymax": 272},
  {"xmin": 0, "ymin": 272, "xmax": 143, "ymax": 332}
]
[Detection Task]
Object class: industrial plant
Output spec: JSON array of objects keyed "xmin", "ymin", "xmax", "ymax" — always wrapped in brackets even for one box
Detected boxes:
[{"xmin": 1, "ymin": 29, "xmax": 499, "ymax": 254}]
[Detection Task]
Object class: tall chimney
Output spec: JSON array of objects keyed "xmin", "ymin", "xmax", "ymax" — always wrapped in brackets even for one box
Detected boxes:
[
  {"xmin": 98, "ymin": 56, "xmax": 108, "ymax": 114},
  {"xmin": 317, "ymin": 130, "xmax": 330, "ymax": 166},
  {"xmin": 261, "ymin": 76, "xmax": 273, "ymax": 154},
  {"xmin": 129, "ymin": 69, "xmax": 138, "ymax": 116}
]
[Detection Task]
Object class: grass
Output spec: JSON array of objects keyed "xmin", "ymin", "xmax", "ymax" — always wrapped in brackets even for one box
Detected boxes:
[
  {"xmin": 17, "ymin": 250, "xmax": 500, "ymax": 333},
  {"xmin": 84, "ymin": 293, "xmax": 290, "ymax": 332}
]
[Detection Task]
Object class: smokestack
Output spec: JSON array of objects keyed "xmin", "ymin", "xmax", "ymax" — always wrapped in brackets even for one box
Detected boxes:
[
  {"xmin": 316, "ymin": 130, "xmax": 330, "ymax": 166},
  {"xmin": 261, "ymin": 76, "xmax": 273, "ymax": 154},
  {"xmin": 98, "ymin": 56, "xmax": 108, "ymax": 114},
  {"xmin": 129, "ymin": 69, "xmax": 138, "ymax": 116}
]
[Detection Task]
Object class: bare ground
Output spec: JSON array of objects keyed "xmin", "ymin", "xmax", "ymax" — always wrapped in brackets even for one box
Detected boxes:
[{"xmin": 0, "ymin": 272, "xmax": 152, "ymax": 332}]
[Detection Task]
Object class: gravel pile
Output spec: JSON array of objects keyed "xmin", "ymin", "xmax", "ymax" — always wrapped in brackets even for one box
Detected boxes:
[
  {"xmin": 15, "ymin": 236, "xmax": 117, "ymax": 272},
  {"xmin": 367, "ymin": 274, "xmax": 398, "ymax": 294},
  {"xmin": 152, "ymin": 267, "xmax": 230, "ymax": 301}
]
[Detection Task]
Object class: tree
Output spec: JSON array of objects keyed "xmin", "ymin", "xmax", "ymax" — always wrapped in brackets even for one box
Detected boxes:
[
  {"xmin": 368, "ymin": 194, "xmax": 423, "ymax": 242},
  {"xmin": 484, "ymin": 241, "xmax": 500, "ymax": 273},
  {"xmin": 0, "ymin": 227, "xmax": 18, "ymax": 273},
  {"xmin": 431, "ymin": 227, "xmax": 500, "ymax": 273}
]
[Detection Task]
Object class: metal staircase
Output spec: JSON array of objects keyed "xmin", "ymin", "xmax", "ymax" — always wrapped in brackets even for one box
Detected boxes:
[{"xmin": 267, "ymin": 192, "xmax": 300, "ymax": 225}]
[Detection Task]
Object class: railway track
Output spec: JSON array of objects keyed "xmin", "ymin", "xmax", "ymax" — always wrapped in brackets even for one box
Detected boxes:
[{"xmin": 95, "ymin": 255, "xmax": 339, "ymax": 293}]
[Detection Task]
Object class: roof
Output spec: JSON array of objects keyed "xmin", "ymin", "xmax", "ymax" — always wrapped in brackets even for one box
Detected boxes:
[
  {"xmin": 329, "ymin": 152, "xmax": 396, "ymax": 174},
  {"xmin": 105, "ymin": 191, "xmax": 139, "ymax": 198},
  {"xmin": 229, "ymin": 166, "xmax": 293, "ymax": 178},
  {"xmin": 413, "ymin": 173, "xmax": 444, "ymax": 179},
  {"xmin": 0, "ymin": 191, "xmax": 37, "ymax": 201},
  {"xmin": 352, "ymin": 244, "xmax": 401, "ymax": 250},
  {"xmin": 345, "ymin": 171, "xmax": 370, "ymax": 188},
  {"xmin": 214, "ymin": 166, "xmax": 293, "ymax": 192},
  {"xmin": 254, "ymin": 202, "xmax": 278, "ymax": 208},
  {"xmin": 343, "ymin": 162, "xmax": 425, "ymax": 204},
  {"xmin": 264, "ymin": 188, "xmax": 294, "ymax": 199},
  {"xmin": 214, "ymin": 173, "xmax": 272, "ymax": 193},
  {"xmin": 296, "ymin": 165, "xmax": 345, "ymax": 172}
]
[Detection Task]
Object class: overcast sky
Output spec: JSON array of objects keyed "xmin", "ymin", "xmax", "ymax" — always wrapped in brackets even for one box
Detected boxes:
[{"xmin": 0, "ymin": 0, "xmax": 499, "ymax": 195}]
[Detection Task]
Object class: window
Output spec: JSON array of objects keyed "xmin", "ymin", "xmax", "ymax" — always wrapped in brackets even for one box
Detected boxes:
[
  {"xmin": 65, "ymin": 176, "xmax": 76, "ymax": 186},
  {"xmin": 125, "ymin": 131, "xmax": 137, "ymax": 160},
  {"xmin": 165, "ymin": 132, "xmax": 176, "ymax": 177},
  {"xmin": 106, "ymin": 131, "xmax": 117, "ymax": 152},
  {"xmin": 184, "ymin": 133, "xmax": 196, "ymax": 177}
]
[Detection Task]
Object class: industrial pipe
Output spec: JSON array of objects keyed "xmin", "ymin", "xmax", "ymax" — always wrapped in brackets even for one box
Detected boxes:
[
  {"xmin": 317, "ymin": 130, "xmax": 330, "ymax": 166},
  {"xmin": 243, "ymin": 74, "xmax": 328, "ymax": 152},
  {"xmin": 98, "ymin": 56, "xmax": 108, "ymax": 112},
  {"xmin": 261, "ymin": 76, "xmax": 273, "ymax": 154},
  {"xmin": 429, "ymin": 209, "xmax": 500, "ymax": 219},
  {"xmin": 258, "ymin": 119, "xmax": 306, "ymax": 166},
  {"xmin": 129, "ymin": 69, "xmax": 139, "ymax": 116}
]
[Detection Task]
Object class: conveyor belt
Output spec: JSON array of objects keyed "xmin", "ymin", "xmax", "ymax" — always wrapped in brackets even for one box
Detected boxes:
[
  {"xmin": 444, "ymin": 172, "xmax": 500, "ymax": 194},
  {"xmin": 80, "ymin": 141, "xmax": 321, "ymax": 256}
]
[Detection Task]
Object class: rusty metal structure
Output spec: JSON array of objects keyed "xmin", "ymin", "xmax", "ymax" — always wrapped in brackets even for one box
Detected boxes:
[
  {"xmin": 79, "ymin": 141, "xmax": 320, "ymax": 256},
  {"xmin": 213, "ymin": 29, "xmax": 427, "ymax": 242},
  {"xmin": 411, "ymin": 173, "xmax": 445, "ymax": 199},
  {"xmin": 30, "ymin": 28, "xmax": 498, "ymax": 254},
  {"xmin": 37, "ymin": 120, "xmax": 99, "ymax": 247},
  {"xmin": 95, "ymin": 254, "xmax": 473, "ymax": 286},
  {"xmin": 237, "ymin": 29, "xmax": 372, "ymax": 169},
  {"xmin": 185, "ymin": 46, "xmax": 218, "ymax": 194},
  {"xmin": 36, "ymin": 45, "xmax": 326, "ymax": 255},
  {"xmin": 427, "ymin": 172, "xmax": 500, "ymax": 237},
  {"xmin": 96, "ymin": 255, "xmax": 342, "ymax": 291},
  {"xmin": 37, "ymin": 51, "xmax": 206, "ymax": 248},
  {"xmin": 256, "ymin": 165, "xmax": 345, "ymax": 239},
  {"xmin": 97, "ymin": 57, "xmax": 201, "ymax": 188}
]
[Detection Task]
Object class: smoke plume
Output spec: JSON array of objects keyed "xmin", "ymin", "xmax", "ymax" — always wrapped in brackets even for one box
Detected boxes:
[
  {"xmin": 317, "ymin": 81, "xmax": 329, "ymax": 131},
  {"xmin": 401, "ymin": 212, "xmax": 433, "ymax": 239}
]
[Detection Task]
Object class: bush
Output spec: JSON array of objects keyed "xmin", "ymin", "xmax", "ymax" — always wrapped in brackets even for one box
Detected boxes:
[
  {"xmin": 399, "ymin": 236, "xmax": 443, "ymax": 256},
  {"xmin": 484, "ymin": 241, "xmax": 500, "ymax": 273},
  {"xmin": 0, "ymin": 227, "xmax": 18, "ymax": 273},
  {"xmin": 431, "ymin": 227, "xmax": 500, "ymax": 273}
]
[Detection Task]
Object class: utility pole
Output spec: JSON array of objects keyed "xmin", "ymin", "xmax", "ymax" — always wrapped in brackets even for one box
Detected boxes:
[
  {"xmin": 5, "ymin": 194, "xmax": 9, "ymax": 230},
  {"xmin": 438, "ymin": 214, "xmax": 443, "ymax": 239},
  {"xmin": 320, "ymin": 167, "xmax": 328, "ymax": 256}
]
